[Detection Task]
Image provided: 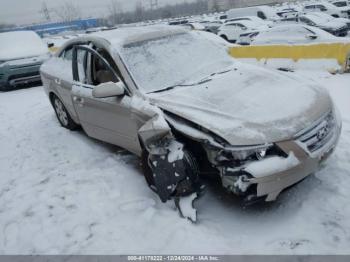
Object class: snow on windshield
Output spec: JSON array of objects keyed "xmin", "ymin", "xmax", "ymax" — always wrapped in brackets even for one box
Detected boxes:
[{"xmin": 120, "ymin": 32, "xmax": 233, "ymax": 93}]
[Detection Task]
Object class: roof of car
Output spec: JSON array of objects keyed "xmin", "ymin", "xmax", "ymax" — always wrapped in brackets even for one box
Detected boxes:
[{"xmin": 91, "ymin": 25, "xmax": 187, "ymax": 48}]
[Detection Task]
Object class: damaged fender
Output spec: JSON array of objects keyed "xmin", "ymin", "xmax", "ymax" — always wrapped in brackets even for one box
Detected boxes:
[{"xmin": 137, "ymin": 102, "xmax": 199, "ymax": 202}]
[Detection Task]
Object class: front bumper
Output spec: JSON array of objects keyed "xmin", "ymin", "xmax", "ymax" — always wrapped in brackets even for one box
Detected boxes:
[
  {"xmin": 0, "ymin": 59, "xmax": 44, "ymax": 90},
  {"xmin": 220, "ymin": 109, "xmax": 342, "ymax": 203}
]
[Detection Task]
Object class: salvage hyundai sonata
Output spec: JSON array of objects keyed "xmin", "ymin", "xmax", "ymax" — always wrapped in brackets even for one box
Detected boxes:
[{"xmin": 40, "ymin": 26, "xmax": 341, "ymax": 206}]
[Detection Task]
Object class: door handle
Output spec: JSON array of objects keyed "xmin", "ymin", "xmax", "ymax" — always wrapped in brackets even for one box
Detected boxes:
[
  {"xmin": 73, "ymin": 96, "xmax": 84, "ymax": 106},
  {"xmin": 54, "ymin": 78, "xmax": 61, "ymax": 85}
]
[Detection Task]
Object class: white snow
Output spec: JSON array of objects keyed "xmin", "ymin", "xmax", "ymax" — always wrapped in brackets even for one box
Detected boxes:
[
  {"xmin": 0, "ymin": 31, "xmax": 48, "ymax": 61},
  {"xmin": 0, "ymin": 70, "xmax": 350, "ymax": 254},
  {"xmin": 177, "ymin": 193, "xmax": 198, "ymax": 222},
  {"xmin": 167, "ymin": 141, "xmax": 184, "ymax": 163},
  {"xmin": 245, "ymin": 152, "xmax": 300, "ymax": 178}
]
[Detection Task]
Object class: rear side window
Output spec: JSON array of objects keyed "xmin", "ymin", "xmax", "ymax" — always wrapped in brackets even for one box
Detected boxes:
[{"xmin": 257, "ymin": 11, "xmax": 267, "ymax": 19}]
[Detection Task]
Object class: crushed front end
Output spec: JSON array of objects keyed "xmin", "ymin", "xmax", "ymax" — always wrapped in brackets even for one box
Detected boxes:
[{"xmin": 201, "ymin": 109, "xmax": 342, "ymax": 204}]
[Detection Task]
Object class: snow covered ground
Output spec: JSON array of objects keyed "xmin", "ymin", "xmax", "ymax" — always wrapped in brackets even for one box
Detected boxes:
[{"xmin": 0, "ymin": 70, "xmax": 350, "ymax": 255}]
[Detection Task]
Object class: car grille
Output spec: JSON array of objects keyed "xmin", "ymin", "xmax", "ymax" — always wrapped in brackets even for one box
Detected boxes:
[{"xmin": 296, "ymin": 111, "xmax": 336, "ymax": 153}]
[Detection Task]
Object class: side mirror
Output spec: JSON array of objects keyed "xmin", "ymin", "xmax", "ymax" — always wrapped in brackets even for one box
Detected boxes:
[
  {"xmin": 306, "ymin": 34, "xmax": 318, "ymax": 40},
  {"xmin": 92, "ymin": 82, "xmax": 125, "ymax": 98},
  {"xmin": 47, "ymin": 43, "xmax": 54, "ymax": 48}
]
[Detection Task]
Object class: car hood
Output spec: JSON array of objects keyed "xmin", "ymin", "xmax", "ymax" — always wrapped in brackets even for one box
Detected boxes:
[{"xmin": 147, "ymin": 63, "xmax": 332, "ymax": 146}]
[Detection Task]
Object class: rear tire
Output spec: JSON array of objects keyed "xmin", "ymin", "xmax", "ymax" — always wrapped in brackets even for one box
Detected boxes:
[{"xmin": 52, "ymin": 95, "xmax": 79, "ymax": 130}]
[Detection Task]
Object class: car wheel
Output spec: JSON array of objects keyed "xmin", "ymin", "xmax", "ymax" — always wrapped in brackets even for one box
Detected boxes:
[{"xmin": 52, "ymin": 95, "xmax": 79, "ymax": 130}]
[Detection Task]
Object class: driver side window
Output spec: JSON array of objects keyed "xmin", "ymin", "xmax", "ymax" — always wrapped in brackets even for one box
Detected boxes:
[
  {"xmin": 72, "ymin": 45, "xmax": 120, "ymax": 86},
  {"xmin": 90, "ymin": 49, "xmax": 119, "ymax": 86}
]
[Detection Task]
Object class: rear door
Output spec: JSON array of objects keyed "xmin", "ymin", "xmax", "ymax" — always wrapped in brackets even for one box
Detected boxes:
[
  {"xmin": 50, "ymin": 46, "xmax": 78, "ymax": 120},
  {"xmin": 71, "ymin": 44, "xmax": 141, "ymax": 155}
]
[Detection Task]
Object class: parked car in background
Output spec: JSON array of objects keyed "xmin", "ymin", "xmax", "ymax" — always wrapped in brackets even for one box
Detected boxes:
[
  {"xmin": 40, "ymin": 26, "xmax": 341, "ymax": 206},
  {"xmin": 0, "ymin": 31, "xmax": 50, "ymax": 91},
  {"xmin": 298, "ymin": 13, "xmax": 349, "ymax": 36},
  {"xmin": 275, "ymin": 7, "xmax": 300, "ymax": 19},
  {"xmin": 225, "ymin": 16, "xmax": 273, "ymax": 27},
  {"xmin": 303, "ymin": 1, "xmax": 350, "ymax": 18},
  {"xmin": 227, "ymin": 5, "xmax": 281, "ymax": 21},
  {"xmin": 251, "ymin": 23, "xmax": 347, "ymax": 45},
  {"xmin": 329, "ymin": 0, "xmax": 349, "ymax": 8},
  {"xmin": 201, "ymin": 20, "xmax": 223, "ymax": 34},
  {"xmin": 307, "ymin": 11, "xmax": 350, "ymax": 30},
  {"xmin": 181, "ymin": 22, "xmax": 205, "ymax": 31},
  {"xmin": 169, "ymin": 19, "xmax": 189, "ymax": 25},
  {"xmin": 218, "ymin": 20, "xmax": 269, "ymax": 44}
]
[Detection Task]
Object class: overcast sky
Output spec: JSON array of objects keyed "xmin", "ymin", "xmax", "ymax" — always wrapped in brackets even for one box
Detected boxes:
[{"xmin": 0, "ymin": 0, "xmax": 195, "ymax": 25}]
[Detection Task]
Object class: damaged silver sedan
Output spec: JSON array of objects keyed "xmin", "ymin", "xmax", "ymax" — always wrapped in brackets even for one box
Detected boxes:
[{"xmin": 40, "ymin": 26, "xmax": 342, "ymax": 212}]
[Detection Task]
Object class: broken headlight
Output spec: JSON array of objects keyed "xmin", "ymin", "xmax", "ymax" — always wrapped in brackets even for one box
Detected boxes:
[{"xmin": 215, "ymin": 143, "xmax": 287, "ymax": 166}]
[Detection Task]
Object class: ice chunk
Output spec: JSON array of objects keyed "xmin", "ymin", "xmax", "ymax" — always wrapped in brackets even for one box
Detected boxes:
[
  {"xmin": 245, "ymin": 152, "xmax": 300, "ymax": 178},
  {"xmin": 177, "ymin": 193, "xmax": 198, "ymax": 222}
]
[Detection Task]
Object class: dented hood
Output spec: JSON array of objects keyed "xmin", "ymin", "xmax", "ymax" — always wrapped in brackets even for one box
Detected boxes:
[{"xmin": 148, "ymin": 63, "xmax": 332, "ymax": 146}]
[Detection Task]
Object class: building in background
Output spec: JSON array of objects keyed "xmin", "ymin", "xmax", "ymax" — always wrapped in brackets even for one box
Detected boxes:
[{"xmin": 0, "ymin": 18, "xmax": 99, "ymax": 37}]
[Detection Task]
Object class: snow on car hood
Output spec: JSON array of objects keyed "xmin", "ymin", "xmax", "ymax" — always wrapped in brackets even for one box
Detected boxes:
[
  {"xmin": 148, "ymin": 63, "xmax": 332, "ymax": 146},
  {"xmin": 0, "ymin": 31, "xmax": 48, "ymax": 61},
  {"xmin": 319, "ymin": 21, "xmax": 346, "ymax": 29}
]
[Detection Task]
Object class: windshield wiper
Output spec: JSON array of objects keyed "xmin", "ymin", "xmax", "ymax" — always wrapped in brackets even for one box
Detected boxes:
[
  {"xmin": 149, "ymin": 78, "xmax": 212, "ymax": 94},
  {"xmin": 149, "ymin": 68, "xmax": 233, "ymax": 94}
]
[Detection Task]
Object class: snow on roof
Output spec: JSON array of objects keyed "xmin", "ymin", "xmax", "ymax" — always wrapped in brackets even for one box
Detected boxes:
[
  {"xmin": 92, "ymin": 25, "xmax": 188, "ymax": 49},
  {"xmin": 0, "ymin": 31, "xmax": 48, "ymax": 61}
]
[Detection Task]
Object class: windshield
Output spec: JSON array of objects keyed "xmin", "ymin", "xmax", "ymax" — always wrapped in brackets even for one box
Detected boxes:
[
  {"xmin": 120, "ymin": 32, "xmax": 233, "ymax": 93},
  {"xmin": 333, "ymin": 1, "xmax": 347, "ymax": 7}
]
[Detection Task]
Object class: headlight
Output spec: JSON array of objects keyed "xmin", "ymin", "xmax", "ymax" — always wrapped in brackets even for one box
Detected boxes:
[
  {"xmin": 215, "ymin": 143, "xmax": 281, "ymax": 164},
  {"xmin": 229, "ymin": 144, "xmax": 273, "ymax": 161}
]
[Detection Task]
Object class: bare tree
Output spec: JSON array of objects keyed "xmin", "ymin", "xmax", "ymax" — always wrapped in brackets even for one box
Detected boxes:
[
  {"xmin": 108, "ymin": 0, "xmax": 123, "ymax": 25},
  {"xmin": 53, "ymin": 1, "xmax": 82, "ymax": 22},
  {"xmin": 135, "ymin": 0, "xmax": 144, "ymax": 21},
  {"xmin": 39, "ymin": 1, "xmax": 51, "ymax": 22},
  {"xmin": 0, "ymin": 23, "xmax": 16, "ymax": 30}
]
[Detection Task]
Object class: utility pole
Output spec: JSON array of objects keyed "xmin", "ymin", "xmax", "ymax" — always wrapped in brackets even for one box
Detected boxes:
[{"xmin": 150, "ymin": 0, "xmax": 159, "ymax": 10}]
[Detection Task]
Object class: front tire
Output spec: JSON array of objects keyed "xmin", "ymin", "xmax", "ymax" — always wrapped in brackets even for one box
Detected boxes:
[
  {"xmin": 52, "ymin": 95, "xmax": 78, "ymax": 130},
  {"xmin": 140, "ymin": 148, "xmax": 200, "ymax": 196}
]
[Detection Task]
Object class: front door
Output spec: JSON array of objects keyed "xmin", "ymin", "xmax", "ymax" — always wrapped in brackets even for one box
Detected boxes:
[{"xmin": 71, "ymin": 45, "xmax": 141, "ymax": 155}]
